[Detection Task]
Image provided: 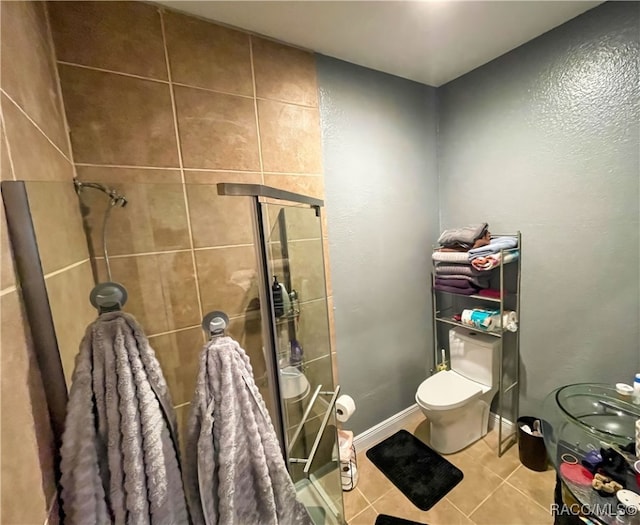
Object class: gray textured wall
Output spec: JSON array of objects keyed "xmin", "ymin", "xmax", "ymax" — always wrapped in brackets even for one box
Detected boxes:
[
  {"xmin": 437, "ymin": 1, "xmax": 640, "ymax": 417},
  {"xmin": 317, "ymin": 56, "xmax": 439, "ymax": 434}
]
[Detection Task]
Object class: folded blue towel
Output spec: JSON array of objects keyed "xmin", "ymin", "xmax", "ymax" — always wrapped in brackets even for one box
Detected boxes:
[{"xmin": 468, "ymin": 236, "xmax": 517, "ymax": 260}]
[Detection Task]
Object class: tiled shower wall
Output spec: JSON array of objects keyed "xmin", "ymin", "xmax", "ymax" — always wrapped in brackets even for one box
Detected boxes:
[
  {"xmin": 48, "ymin": 2, "xmax": 337, "ymax": 435},
  {"xmin": 0, "ymin": 1, "xmax": 96, "ymax": 523}
]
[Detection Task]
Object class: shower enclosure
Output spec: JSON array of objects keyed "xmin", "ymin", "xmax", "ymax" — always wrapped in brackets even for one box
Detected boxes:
[{"xmin": 2, "ymin": 179, "xmax": 344, "ymax": 524}]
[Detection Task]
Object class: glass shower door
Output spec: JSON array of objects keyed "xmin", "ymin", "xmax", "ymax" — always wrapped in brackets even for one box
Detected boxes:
[{"xmin": 261, "ymin": 201, "xmax": 344, "ymax": 525}]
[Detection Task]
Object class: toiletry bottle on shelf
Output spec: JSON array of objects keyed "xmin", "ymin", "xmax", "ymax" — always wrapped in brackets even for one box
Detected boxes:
[
  {"xmin": 290, "ymin": 339, "xmax": 304, "ymax": 370},
  {"xmin": 633, "ymin": 374, "xmax": 640, "ymax": 405},
  {"xmin": 272, "ymin": 276, "xmax": 284, "ymax": 317}
]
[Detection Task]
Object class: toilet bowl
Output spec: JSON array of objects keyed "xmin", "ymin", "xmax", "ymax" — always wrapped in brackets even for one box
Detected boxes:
[
  {"xmin": 415, "ymin": 327, "xmax": 500, "ymax": 454},
  {"xmin": 416, "ymin": 370, "xmax": 497, "ymax": 454}
]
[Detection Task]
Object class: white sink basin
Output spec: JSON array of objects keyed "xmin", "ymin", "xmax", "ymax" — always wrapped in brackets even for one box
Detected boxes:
[{"xmin": 280, "ymin": 366, "xmax": 310, "ymax": 401}]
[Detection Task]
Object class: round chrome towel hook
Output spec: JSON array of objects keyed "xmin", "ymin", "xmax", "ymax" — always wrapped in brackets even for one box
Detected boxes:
[{"xmin": 90, "ymin": 282, "xmax": 128, "ymax": 313}]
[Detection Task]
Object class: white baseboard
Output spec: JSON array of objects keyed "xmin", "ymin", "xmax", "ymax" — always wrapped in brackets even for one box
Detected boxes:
[
  {"xmin": 353, "ymin": 403, "xmax": 422, "ymax": 452},
  {"xmin": 353, "ymin": 405, "xmax": 515, "ymax": 453},
  {"xmin": 489, "ymin": 411, "xmax": 515, "ymax": 434}
]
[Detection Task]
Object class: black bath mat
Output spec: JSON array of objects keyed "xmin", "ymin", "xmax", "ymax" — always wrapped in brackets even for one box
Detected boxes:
[
  {"xmin": 375, "ymin": 515, "xmax": 428, "ymax": 525},
  {"xmin": 366, "ymin": 430, "xmax": 463, "ymax": 511}
]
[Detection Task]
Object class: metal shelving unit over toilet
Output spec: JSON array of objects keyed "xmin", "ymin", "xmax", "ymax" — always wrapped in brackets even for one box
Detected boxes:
[{"xmin": 431, "ymin": 231, "xmax": 521, "ymax": 457}]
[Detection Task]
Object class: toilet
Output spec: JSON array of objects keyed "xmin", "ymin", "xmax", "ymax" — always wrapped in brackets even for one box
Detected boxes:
[{"xmin": 415, "ymin": 327, "xmax": 501, "ymax": 454}]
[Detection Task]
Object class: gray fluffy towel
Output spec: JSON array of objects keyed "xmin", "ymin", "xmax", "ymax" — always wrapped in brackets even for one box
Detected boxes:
[
  {"xmin": 437, "ymin": 223, "xmax": 488, "ymax": 247},
  {"xmin": 60, "ymin": 311, "xmax": 189, "ymax": 525},
  {"xmin": 185, "ymin": 336, "xmax": 312, "ymax": 525}
]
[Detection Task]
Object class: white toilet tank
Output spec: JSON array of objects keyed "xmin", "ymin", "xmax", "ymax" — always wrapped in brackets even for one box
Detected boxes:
[{"xmin": 449, "ymin": 328, "xmax": 500, "ymax": 387}]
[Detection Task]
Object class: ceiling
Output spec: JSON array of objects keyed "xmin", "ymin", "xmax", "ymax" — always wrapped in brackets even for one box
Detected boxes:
[{"xmin": 158, "ymin": 1, "xmax": 602, "ymax": 86}]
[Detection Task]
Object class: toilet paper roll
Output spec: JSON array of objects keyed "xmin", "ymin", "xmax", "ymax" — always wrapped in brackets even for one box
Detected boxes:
[{"xmin": 336, "ymin": 395, "xmax": 356, "ymax": 423}]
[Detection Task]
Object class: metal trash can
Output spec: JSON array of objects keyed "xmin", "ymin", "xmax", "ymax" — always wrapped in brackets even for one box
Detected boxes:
[{"xmin": 518, "ymin": 416, "xmax": 548, "ymax": 472}]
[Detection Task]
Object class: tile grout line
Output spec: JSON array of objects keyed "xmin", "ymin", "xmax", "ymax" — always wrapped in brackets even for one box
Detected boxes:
[
  {"xmin": 94, "ymin": 249, "xmax": 192, "ymax": 260},
  {"xmin": 44, "ymin": 3, "xmax": 79, "ymax": 181},
  {"xmin": 55, "ymin": 61, "xmax": 318, "ymax": 106},
  {"xmin": 43, "ymin": 258, "xmax": 90, "ymax": 280},
  {"xmin": 0, "ymin": 285, "xmax": 18, "ymax": 297},
  {"xmin": 0, "ymin": 108, "xmax": 17, "ymax": 181},
  {"xmin": 466, "ymin": 478, "xmax": 507, "ymax": 518},
  {"xmin": 502, "ymin": 466, "xmax": 552, "ymax": 514},
  {"xmin": 248, "ymin": 36, "xmax": 265, "ymax": 185},
  {"xmin": 159, "ymin": 7, "xmax": 204, "ymax": 326},
  {"xmin": 73, "ymin": 162, "xmax": 323, "ymax": 177},
  {"xmin": 444, "ymin": 497, "xmax": 470, "ymax": 519},
  {"xmin": 0, "ymin": 89, "xmax": 73, "ymax": 165},
  {"xmin": 56, "ymin": 60, "xmax": 170, "ymax": 85},
  {"xmin": 146, "ymin": 324, "xmax": 201, "ymax": 340},
  {"xmin": 91, "ymin": 242, "xmax": 258, "ymax": 260}
]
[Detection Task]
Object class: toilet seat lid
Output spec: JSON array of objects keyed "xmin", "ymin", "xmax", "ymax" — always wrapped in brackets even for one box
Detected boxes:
[{"xmin": 416, "ymin": 370, "xmax": 483, "ymax": 410}]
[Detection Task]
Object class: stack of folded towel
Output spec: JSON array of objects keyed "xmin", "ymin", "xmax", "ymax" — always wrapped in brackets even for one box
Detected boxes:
[
  {"xmin": 433, "ymin": 223, "xmax": 492, "ymax": 295},
  {"xmin": 468, "ymin": 236, "xmax": 519, "ymax": 270}
]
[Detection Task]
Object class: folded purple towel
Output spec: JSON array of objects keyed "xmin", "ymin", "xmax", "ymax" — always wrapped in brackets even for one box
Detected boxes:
[
  {"xmin": 435, "ymin": 277, "xmax": 474, "ymax": 289},
  {"xmin": 434, "ymin": 283, "xmax": 479, "ymax": 295},
  {"xmin": 434, "ymin": 274, "xmax": 490, "ymax": 289}
]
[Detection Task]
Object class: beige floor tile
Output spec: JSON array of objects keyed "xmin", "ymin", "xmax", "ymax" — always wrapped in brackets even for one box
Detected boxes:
[
  {"xmin": 463, "ymin": 432, "xmax": 521, "ymax": 480},
  {"xmin": 355, "ymin": 452, "xmax": 394, "ymax": 504},
  {"xmin": 469, "ymin": 483, "xmax": 552, "ymax": 525},
  {"xmin": 445, "ymin": 451, "xmax": 504, "ymax": 516},
  {"xmin": 506, "ymin": 465, "xmax": 556, "ymax": 510},
  {"xmin": 373, "ymin": 485, "xmax": 471, "ymax": 525},
  {"xmin": 349, "ymin": 505, "xmax": 377, "ymax": 525},
  {"xmin": 401, "ymin": 410, "xmax": 427, "ymax": 435},
  {"xmin": 343, "ymin": 488, "xmax": 370, "ymax": 521}
]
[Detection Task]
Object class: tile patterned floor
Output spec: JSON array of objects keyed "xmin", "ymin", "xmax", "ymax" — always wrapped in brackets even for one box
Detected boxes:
[{"xmin": 344, "ymin": 412, "xmax": 556, "ymax": 525}]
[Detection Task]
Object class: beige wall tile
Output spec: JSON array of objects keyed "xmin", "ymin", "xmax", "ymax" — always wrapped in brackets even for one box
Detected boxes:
[
  {"xmin": 49, "ymin": 1, "xmax": 167, "ymax": 80},
  {"xmin": 26, "ymin": 180, "xmax": 90, "ymax": 275},
  {"xmin": 59, "ymin": 65, "xmax": 179, "ymax": 166},
  {"xmin": 185, "ymin": 171, "xmax": 261, "ymax": 248},
  {"xmin": 0, "ymin": 291, "xmax": 52, "ymax": 525},
  {"xmin": 175, "ymin": 86, "xmax": 260, "ymax": 171},
  {"xmin": 327, "ymin": 295, "xmax": 336, "ymax": 352},
  {"xmin": 97, "ymin": 252, "xmax": 200, "ymax": 336},
  {"xmin": 2, "ymin": 95, "xmax": 74, "ymax": 181},
  {"xmin": 75, "ymin": 167, "xmax": 189, "ymax": 256},
  {"xmin": 252, "ymin": 37, "xmax": 318, "ymax": 107},
  {"xmin": 46, "ymin": 260, "xmax": 97, "ymax": 385},
  {"xmin": 150, "ymin": 327, "xmax": 204, "ymax": 406},
  {"xmin": 266, "ymin": 204, "xmax": 322, "ymax": 242},
  {"xmin": 296, "ymin": 299, "xmax": 331, "ymax": 362},
  {"xmin": 289, "ymin": 239, "xmax": 327, "ymax": 302},
  {"xmin": 323, "ymin": 235, "xmax": 333, "ymax": 297},
  {"xmin": 469, "ymin": 482, "xmax": 551, "ymax": 525},
  {"xmin": 164, "ymin": 11, "xmax": 252, "ymax": 96},
  {"xmin": 1, "ymin": 207, "xmax": 16, "ymax": 290},
  {"xmin": 1, "ymin": 121, "xmax": 12, "ymax": 180},
  {"xmin": 0, "ymin": 0, "xmax": 69, "ymax": 153},
  {"xmin": 264, "ymin": 174, "xmax": 324, "ymax": 199},
  {"xmin": 330, "ymin": 350, "xmax": 339, "ymax": 385},
  {"xmin": 195, "ymin": 245, "xmax": 259, "ymax": 318},
  {"xmin": 302, "ymin": 354, "xmax": 334, "ymax": 395},
  {"xmin": 227, "ymin": 312, "xmax": 266, "ymax": 381},
  {"xmin": 258, "ymin": 100, "xmax": 322, "ymax": 174}
]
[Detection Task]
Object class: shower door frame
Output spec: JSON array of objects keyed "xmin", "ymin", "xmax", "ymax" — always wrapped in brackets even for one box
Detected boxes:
[{"xmin": 217, "ymin": 182, "xmax": 327, "ymax": 462}]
